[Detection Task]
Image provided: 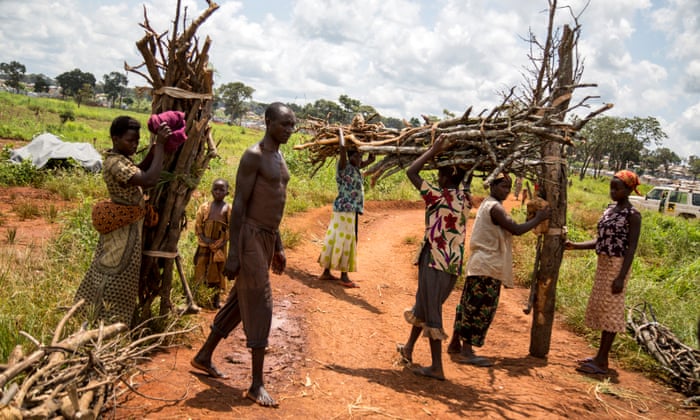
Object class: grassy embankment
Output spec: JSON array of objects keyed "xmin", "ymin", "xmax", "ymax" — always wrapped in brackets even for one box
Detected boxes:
[{"xmin": 0, "ymin": 92, "xmax": 697, "ymax": 384}]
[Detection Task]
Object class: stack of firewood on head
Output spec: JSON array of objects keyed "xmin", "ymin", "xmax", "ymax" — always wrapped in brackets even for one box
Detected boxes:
[{"xmin": 293, "ymin": 102, "xmax": 575, "ymax": 188}]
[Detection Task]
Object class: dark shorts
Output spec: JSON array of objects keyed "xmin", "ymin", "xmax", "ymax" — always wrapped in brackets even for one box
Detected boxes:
[{"xmin": 211, "ymin": 221, "xmax": 276, "ymax": 348}]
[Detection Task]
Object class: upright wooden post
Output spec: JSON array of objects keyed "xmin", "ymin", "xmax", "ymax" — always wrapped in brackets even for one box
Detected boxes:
[{"xmin": 529, "ymin": 24, "xmax": 574, "ymax": 357}]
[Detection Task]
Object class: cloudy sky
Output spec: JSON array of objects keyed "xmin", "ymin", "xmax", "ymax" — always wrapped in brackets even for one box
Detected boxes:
[{"xmin": 1, "ymin": 0, "xmax": 698, "ymax": 158}]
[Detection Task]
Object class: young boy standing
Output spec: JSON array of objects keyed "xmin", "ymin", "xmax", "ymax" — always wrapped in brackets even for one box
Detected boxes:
[{"xmin": 193, "ymin": 178, "xmax": 231, "ymax": 309}]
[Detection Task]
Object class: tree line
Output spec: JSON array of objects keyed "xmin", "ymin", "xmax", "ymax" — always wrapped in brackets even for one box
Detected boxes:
[
  {"xmin": 1, "ymin": 59, "xmax": 697, "ymax": 179},
  {"xmin": 570, "ymin": 115, "xmax": 698, "ymax": 179}
]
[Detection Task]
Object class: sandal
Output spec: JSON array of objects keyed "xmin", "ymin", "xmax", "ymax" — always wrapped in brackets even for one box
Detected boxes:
[
  {"xmin": 455, "ymin": 355, "xmax": 494, "ymax": 367},
  {"xmin": 576, "ymin": 361, "xmax": 608, "ymax": 375},
  {"xmin": 339, "ymin": 279, "xmax": 359, "ymax": 288}
]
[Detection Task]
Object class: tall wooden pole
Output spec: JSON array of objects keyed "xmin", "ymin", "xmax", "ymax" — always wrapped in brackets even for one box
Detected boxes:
[{"xmin": 529, "ymin": 24, "xmax": 574, "ymax": 357}]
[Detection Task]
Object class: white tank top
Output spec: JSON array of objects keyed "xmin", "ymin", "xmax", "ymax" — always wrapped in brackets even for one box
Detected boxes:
[{"xmin": 466, "ymin": 196, "xmax": 513, "ymax": 287}]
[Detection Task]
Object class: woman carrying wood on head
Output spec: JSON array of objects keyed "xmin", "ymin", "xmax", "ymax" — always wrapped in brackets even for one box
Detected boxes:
[
  {"xmin": 397, "ymin": 135, "xmax": 472, "ymax": 381},
  {"xmin": 318, "ymin": 128, "xmax": 375, "ymax": 288}
]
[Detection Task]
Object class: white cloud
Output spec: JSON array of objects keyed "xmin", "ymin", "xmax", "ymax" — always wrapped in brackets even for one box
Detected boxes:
[
  {"xmin": 1, "ymin": 0, "xmax": 697, "ymax": 158},
  {"xmin": 685, "ymin": 60, "xmax": 700, "ymax": 92},
  {"xmin": 667, "ymin": 101, "xmax": 700, "ymax": 158}
]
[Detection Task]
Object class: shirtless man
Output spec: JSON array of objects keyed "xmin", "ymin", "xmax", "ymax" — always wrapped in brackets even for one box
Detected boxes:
[{"xmin": 191, "ymin": 102, "xmax": 295, "ymax": 408}]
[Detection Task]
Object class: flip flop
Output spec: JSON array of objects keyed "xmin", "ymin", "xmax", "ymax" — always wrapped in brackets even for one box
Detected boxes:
[
  {"xmin": 412, "ymin": 366, "xmax": 445, "ymax": 381},
  {"xmin": 339, "ymin": 279, "xmax": 359, "ymax": 288},
  {"xmin": 190, "ymin": 358, "xmax": 229, "ymax": 379},
  {"xmin": 576, "ymin": 356, "xmax": 594, "ymax": 364},
  {"xmin": 455, "ymin": 355, "xmax": 494, "ymax": 367},
  {"xmin": 576, "ymin": 361, "xmax": 608, "ymax": 375}
]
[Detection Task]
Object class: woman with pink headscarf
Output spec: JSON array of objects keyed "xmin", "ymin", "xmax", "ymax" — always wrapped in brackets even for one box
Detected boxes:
[{"xmin": 565, "ymin": 170, "xmax": 642, "ymax": 375}]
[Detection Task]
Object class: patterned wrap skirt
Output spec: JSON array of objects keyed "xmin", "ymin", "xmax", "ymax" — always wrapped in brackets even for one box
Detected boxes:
[
  {"xmin": 318, "ymin": 211, "xmax": 357, "ymax": 273},
  {"xmin": 453, "ymin": 275, "xmax": 502, "ymax": 347},
  {"xmin": 585, "ymin": 254, "xmax": 629, "ymax": 333},
  {"xmin": 404, "ymin": 245, "xmax": 458, "ymax": 341},
  {"xmin": 75, "ymin": 219, "xmax": 143, "ymax": 327}
]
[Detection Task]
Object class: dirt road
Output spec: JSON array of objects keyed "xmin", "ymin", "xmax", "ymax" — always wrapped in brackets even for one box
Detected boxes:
[{"xmin": 111, "ymin": 198, "xmax": 695, "ymax": 419}]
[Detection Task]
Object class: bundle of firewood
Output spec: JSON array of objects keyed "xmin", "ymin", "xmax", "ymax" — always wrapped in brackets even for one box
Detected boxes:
[
  {"xmin": 627, "ymin": 303, "xmax": 699, "ymax": 405},
  {"xmin": 295, "ymin": 97, "xmax": 607, "ymax": 186},
  {"xmin": 126, "ymin": 1, "xmax": 219, "ymax": 325},
  {"xmin": 295, "ymin": 113, "xmax": 400, "ymax": 170},
  {"xmin": 0, "ymin": 302, "xmax": 194, "ymax": 418}
]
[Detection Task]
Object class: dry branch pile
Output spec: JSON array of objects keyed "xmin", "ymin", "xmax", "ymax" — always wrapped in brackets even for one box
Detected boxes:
[
  {"xmin": 295, "ymin": 99, "xmax": 611, "ymax": 187},
  {"xmin": 125, "ymin": 0, "xmax": 220, "ymax": 324},
  {"xmin": 295, "ymin": 2, "xmax": 611, "ymax": 189},
  {"xmin": 0, "ymin": 302, "xmax": 194, "ymax": 419},
  {"xmin": 627, "ymin": 303, "xmax": 700, "ymax": 405}
]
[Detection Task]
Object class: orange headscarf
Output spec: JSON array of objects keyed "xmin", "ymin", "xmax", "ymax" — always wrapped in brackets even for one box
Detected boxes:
[{"xmin": 614, "ymin": 170, "xmax": 641, "ymax": 195}]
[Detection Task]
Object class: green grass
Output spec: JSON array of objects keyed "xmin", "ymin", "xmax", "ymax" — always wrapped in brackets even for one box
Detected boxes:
[
  {"xmin": 0, "ymin": 92, "xmax": 697, "ymax": 385},
  {"xmin": 0, "ymin": 93, "xmax": 417, "ymax": 360}
]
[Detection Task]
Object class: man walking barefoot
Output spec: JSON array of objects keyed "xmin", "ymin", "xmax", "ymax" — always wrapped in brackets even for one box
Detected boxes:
[{"xmin": 191, "ymin": 102, "xmax": 295, "ymax": 407}]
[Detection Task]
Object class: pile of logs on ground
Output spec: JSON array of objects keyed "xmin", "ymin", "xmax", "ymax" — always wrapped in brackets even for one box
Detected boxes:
[
  {"xmin": 627, "ymin": 303, "xmax": 699, "ymax": 405},
  {"xmin": 0, "ymin": 302, "xmax": 194, "ymax": 419},
  {"xmin": 295, "ymin": 100, "xmax": 611, "ymax": 187}
]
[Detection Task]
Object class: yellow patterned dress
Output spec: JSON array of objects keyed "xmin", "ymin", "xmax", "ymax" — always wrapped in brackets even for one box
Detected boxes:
[{"xmin": 318, "ymin": 163, "xmax": 364, "ymax": 273}]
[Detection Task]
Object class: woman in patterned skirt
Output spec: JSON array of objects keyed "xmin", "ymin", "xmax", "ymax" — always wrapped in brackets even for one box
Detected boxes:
[
  {"xmin": 75, "ymin": 116, "xmax": 171, "ymax": 327},
  {"xmin": 565, "ymin": 170, "xmax": 642, "ymax": 375}
]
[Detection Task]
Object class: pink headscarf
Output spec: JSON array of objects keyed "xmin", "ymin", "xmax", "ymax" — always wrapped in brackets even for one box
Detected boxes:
[
  {"xmin": 614, "ymin": 170, "xmax": 641, "ymax": 195},
  {"xmin": 147, "ymin": 111, "xmax": 187, "ymax": 153}
]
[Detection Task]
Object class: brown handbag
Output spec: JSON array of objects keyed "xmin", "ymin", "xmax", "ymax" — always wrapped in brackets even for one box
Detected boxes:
[{"xmin": 91, "ymin": 200, "xmax": 146, "ymax": 234}]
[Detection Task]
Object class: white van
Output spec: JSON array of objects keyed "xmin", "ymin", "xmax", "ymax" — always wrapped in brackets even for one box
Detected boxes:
[{"xmin": 629, "ymin": 185, "xmax": 700, "ymax": 219}]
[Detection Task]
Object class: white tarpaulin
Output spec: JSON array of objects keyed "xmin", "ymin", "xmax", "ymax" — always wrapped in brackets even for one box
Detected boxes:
[{"xmin": 9, "ymin": 133, "xmax": 103, "ymax": 172}]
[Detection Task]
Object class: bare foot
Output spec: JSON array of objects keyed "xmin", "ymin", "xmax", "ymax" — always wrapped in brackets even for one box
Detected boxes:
[
  {"xmin": 244, "ymin": 385, "xmax": 278, "ymax": 407},
  {"xmin": 446, "ymin": 339, "xmax": 461, "ymax": 354},
  {"xmin": 412, "ymin": 366, "xmax": 445, "ymax": 381},
  {"xmin": 319, "ymin": 271, "xmax": 338, "ymax": 281},
  {"xmin": 190, "ymin": 357, "xmax": 229, "ymax": 378}
]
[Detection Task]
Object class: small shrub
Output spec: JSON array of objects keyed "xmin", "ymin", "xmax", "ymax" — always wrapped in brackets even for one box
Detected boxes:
[
  {"xmin": 59, "ymin": 109, "xmax": 75, "ymax": 124},
  {"xmin": 281, "ymin": 228, "xmax": 302, "ymax": 250},
  {"xmin": 13, "ymin": 202, "xmax": 40, "ymax": 220},
  {"xmin": 0, "ymin": 159, "xmax": 45, "ymax": 187},
  {"xmin": 44, "ymin": 204, "xmax": 59, "ymax": 223},
  {"xmin": 5, "ymin": 227, "xmax": 17, "ymax": 244}
]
